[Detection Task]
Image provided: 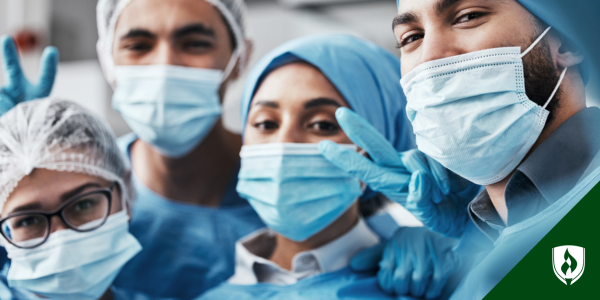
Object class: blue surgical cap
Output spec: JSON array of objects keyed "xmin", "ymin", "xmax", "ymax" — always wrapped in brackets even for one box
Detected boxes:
[
  {"xmin": 396, "ymin": 0, "xmax": 599, "ymax": 84},
  {"xmin": 240, "ymin": 34, "xmax": 415, "ymax": 152},
  {"xmin": 516, "ymin": 0, "xmax": 593, "ymax": 84}
]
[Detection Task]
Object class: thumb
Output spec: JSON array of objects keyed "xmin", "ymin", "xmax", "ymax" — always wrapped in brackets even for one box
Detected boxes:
[{"xmin": 350, "ymin": 243, "xmax": 386, "ymax": 272}]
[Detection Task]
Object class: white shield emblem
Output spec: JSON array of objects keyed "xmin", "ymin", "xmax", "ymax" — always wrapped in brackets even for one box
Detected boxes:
[{"xmin": 552, "ymin": 245, "xmax": 585, "ymax": 285}]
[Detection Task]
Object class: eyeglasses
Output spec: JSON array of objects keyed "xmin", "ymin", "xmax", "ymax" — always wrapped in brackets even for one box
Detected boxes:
[{"xmin": 0, "ymin": 182, "xmax": 116, "ymax": 249}]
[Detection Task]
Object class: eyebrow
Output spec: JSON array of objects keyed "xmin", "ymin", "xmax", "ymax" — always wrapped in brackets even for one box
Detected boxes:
[
  {"xmin": 392, "ymin": 12, "xmax": 419, "ymax": 29},
  {"xmin": 304, "ymin": 98, "xmax": 342, "ymax": 109},
  {"xmin": 252, "ymin": 100, "xmax": 279, "ymax": 109},
  {"xmin": 8, "ymin": 203, "xmax": 42, "ymax": 214},
  {"xmin": 60, "ymin": 183, "xmax": 103, "ymax": 202},
  {"xmin": 173, "ymin": 23, "xmax": 216, "ymax": 39},
  {"xmin": 393, "ymin": 0, "xmax": 472, "ymax": 29},
  {"xmin": 120, "ymin": 28, "xmax": 156, "ymax": 40},
  {"xmin": 6, "ymin": 183, "xmax": 104, "ymax": 215}
]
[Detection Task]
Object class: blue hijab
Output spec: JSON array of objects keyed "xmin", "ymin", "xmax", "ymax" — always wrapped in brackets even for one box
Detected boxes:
[{"xmin": 240, "ymin": 34, "xmax": 415, "ymax": 152}]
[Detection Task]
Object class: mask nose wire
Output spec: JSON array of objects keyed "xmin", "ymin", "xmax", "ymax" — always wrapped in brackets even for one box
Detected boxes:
[{"xmin": 520, "ymin": 26, "xmax": 552, "ymax": 59}]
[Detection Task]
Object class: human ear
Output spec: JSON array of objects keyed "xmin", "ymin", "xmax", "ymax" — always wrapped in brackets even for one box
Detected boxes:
[{"xmin": 552, "ymin": 30, "xmax": 585, "ymax": 68}]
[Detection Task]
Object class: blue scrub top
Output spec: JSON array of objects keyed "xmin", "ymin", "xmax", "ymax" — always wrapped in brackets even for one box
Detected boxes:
[
  {"xmin": 198, "ymin": 268, "xmax": 395, "ymax": 300},
  {"xmin": 112, "ymin": 133, "xmax": 265, "ymax": 299}
]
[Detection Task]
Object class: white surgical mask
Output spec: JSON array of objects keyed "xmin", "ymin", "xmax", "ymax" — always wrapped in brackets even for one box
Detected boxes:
[
  {"xmin": 400, "ymin": 27, "xmax": 567, "ymax": 185},
  {"xmin": 112, "ymin": 65, "xmax": 223, "ymax": 158},
  {"xmin": 112, "ymin": 50, "xmax": 241, "ymax": 158},
  {"xmin": 5, "ymin": 209, "xmax": 142, "ymax": 300},
  {"xmin": 237, "ymin": 143, "xmax": 363, "ymax": 242}
]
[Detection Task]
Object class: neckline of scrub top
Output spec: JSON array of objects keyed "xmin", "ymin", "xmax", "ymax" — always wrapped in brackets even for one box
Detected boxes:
[{"xmin": 119, "ymin": 132, "xmax": 255, "ymax": 214}]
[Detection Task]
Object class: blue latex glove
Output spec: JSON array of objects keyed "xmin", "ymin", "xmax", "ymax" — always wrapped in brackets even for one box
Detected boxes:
[
  {"xmin": 0, "ymin": 35, "xmax": 59, "ymax": 115},
  {"xmin": 318, "ymin": 107, "xmax": 480, "ymax": 238},
  {"xmin": 351, "ymin": 227, "xmax": 459, "ymax": 299},
  {"xmin": 399, "ymin": 149, "xmax": 481, "ymax": 238}
]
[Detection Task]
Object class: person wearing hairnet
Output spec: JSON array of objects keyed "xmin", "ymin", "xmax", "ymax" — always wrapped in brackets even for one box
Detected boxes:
[
  {"xmin": 318, "ymin": 0, "xmax": 600, "ymax": 298},
  {"xmin": 198, "ymin": 34, "xmax": 460, "ymax": 300},
  {"xmin": 0, "ymin": 98, "xmax": 142, "ymax": 300},
  {"xmin": 95, "ymin": 0, "xmax": 265, "ymax": 298}
]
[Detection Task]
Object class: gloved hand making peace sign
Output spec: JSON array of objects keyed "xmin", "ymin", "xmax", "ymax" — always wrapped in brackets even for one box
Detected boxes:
[
  {"xmin": 0, "ymin": 35, "xmax": 59, "ymax": 115},
  {"xmin": 319, "ymin": 107, "xmax": 481, "ymax": 238}
]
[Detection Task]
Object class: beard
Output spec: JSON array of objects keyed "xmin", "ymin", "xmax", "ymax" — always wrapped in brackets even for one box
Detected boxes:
[{"xmin": 521, "ymin": 31, "xmax": 563, "ymax": 126}]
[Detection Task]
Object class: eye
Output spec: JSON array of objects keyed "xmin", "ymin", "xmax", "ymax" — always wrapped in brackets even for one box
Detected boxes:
[
  {"xmin": 308, "ymin": 121, "xmax": 339, "ymax": 132},
  {"xmin": 182, "ymin": 40, "xmax": 212, "ymax": 50},
  {"xmin": 124, "ymin": 42, "xmax": 152, "ymax": 52},
  {"xmin": 252, "ymin": 120, "xmax": 279, "ymax": 131},
  {"xmin": 455, "ymin": 11, "xmax": 488, "ymax": 24},
  {"xmin": 14, "ymin": 216, "xmax": 43, "ymax": 229},
  {"xmin": 398, "ymin": 33, "xmax": 424, "ymax": 48},
  {"xmin": 72, "ymin": 198, "xmax": 99, "ymax": 212}
]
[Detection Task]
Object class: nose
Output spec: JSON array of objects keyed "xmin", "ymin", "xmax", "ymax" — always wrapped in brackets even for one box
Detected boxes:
[
  {"xmin": 49, "ymin": 215, "xmax": 69, "ymax": 234},
  {"xmin": 419, "ymin": 30, "xmax": 462, "ymax": 64},
  {"xmin": 275, "ymin": 117, "xmax": 304, "ymax": 144},
  {"xmin": 151, "ymin": 41, "xmax": 184, "ymax": 66}
]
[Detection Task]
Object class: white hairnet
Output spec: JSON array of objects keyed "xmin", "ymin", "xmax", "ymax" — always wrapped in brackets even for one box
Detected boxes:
[
  {"xmin": 96, "ymin": 0, "xmax": 248, "ymax": 85},
  {"xmin": 0, "ymin": 98, "xmax": 133, "ymax": 213}
]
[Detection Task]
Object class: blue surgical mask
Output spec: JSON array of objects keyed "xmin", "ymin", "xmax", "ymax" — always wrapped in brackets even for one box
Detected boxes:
[
  {"xmin": 112, "ymin": 64, "xmax": 223, "ymax": 158},
  {"xmin": 5, "ymin": 209, "xmax": 142, "ymax": 300},
  {"xmin": 400, "ymin": 27, "xmax": 568, "ymax": 185},
  {"xmin": 237, "ymin": 143, "xmax": 363, "ymax": 242}
]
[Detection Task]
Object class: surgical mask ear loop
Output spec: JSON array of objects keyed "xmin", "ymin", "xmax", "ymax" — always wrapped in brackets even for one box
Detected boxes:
[
  {"xmin": 543, "ymin": 67, "xmax": 568, "ymax": 109},
  {"xmin": 519, "ymin": 26, "xmax": 552, "ymax": 59},
  {"xmin": 516, "ymin": 26, "xmax": 568, "ymax": 109},
  {"xmin": 221, "ymin": 47, "xmax": 243, "ymax": 83}
]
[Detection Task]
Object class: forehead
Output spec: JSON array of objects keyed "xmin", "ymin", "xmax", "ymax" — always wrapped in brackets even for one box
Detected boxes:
[
  {"xmin": 395, "ymin": 0, "xmax": 538, "ymax": 32},
  {"xmin": 117, "ymin": 0, "xmax": 226, "ymax": 33},
  {"xmin": 3, "ymin": 170, "xmax": 107, "ymax": 213},
  {"xmin": 398, "ymin": 0, "xmax": 505, "ymax": 16},
  {"xmin": 254, "ymin": 63, "xmax": 342, "ymax": 100}
]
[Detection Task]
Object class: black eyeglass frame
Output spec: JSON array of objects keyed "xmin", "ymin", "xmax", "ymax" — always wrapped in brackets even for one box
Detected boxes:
[{"xmin": 0, "ymin": 182, "xmax": 116, "ymax": 249}]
